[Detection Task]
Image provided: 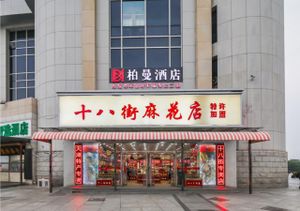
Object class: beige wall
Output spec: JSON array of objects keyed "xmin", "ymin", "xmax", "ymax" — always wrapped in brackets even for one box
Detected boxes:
[
  {"xmin": 195, "ymin": 0, "xmax": 212, "ymax": 89},
  {"xmin": 81, "ymin": 0, "xmax": 96, "ymax": 90},
  {"xmin": 0, "ymin": 98, "xmax": 38, "ymax": 184},
  {"xmin": 0, "ymin": 98, "xmax": 37, "ymax": 134},
  {"xmin": 0, "ymin": 172, "xmax": 26, "ymax": 183}
]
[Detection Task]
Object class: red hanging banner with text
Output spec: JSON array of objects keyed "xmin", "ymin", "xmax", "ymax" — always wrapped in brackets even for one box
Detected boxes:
[
  {"xmin": 216, "ymin": 144, "xmax": 225, "ymax": 186},
  {"xmin": 74, "ymin": 144, "xmax": 83, "ymax": 185}
]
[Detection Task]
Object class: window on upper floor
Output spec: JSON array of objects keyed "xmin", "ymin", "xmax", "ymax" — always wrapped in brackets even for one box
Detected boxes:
[
  {"xmin": 8, "ymin": 30, "xmax": 35, "ymax": 101},
  {"xmin": 212, "ymin": 6, "xmax": 217, "ymax": 44},
  {"xmin": 110, "ymin": 0, "xmax": 181, "ymax": 68},
  {"xmin": 212, "ymin": 56, "xmax": 218, "ymax": 89}
]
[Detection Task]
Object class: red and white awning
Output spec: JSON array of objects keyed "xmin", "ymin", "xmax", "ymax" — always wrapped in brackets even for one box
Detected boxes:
[{"xmin": 32, "ymin": 131, "xmax": 271, "ymax": 143}]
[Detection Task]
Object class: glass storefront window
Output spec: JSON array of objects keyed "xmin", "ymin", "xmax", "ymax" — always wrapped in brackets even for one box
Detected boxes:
[
  {"xmin": 199, "ymin": 145, "xmax": 216, "ymax": 185},
  {"xmin": 98, "ymin": 144, "xmax": 116, "ymax": 185},
  {"xmin": 77, "ymin": 143, "xmax": 220, "ymax": 188},
  {"xmin": 82, "ymin": 144, "xmax": 98, "ymax": 185}
]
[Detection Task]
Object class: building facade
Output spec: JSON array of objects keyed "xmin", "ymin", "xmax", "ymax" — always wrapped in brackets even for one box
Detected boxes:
[{"xmin": 0, "ymin": 0, "xmax": 287, "ymax": 188}]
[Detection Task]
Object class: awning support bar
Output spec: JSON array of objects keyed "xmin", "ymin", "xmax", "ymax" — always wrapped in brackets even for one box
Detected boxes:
[
  {"xmin": 248, "ymin": 140, "xmax": 252, "ymax": 194},
  {"xmin": 49, "ymin": 140, "xmax": 53, "ymax": 193},
  {"xmin": 20, "ymin": 144, "xmax": 23, "ymax": 185},
  {"xmin": 113, "ymin": 143, "xmax": 117, "ymax": 191},
  {"xmin": 181, "ymin": 143, "xmax": 184, "ymax": 191}
]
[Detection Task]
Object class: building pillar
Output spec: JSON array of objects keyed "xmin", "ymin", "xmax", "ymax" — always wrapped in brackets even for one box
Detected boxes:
[
  {"xmin": 81, "ymin": 0, "xmax": 96, "ymax": 90},
  {"xmin": 195, "ymin": 0, "xmax": 212, "ymax": 88}
]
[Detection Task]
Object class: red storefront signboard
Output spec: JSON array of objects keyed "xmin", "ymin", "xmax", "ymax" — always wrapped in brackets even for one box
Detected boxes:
[
  {"xmin": 216, "ymin": 144, "xmax": 225, "ymax": 186},
  {"xmin": 74, "ymin": 144, "xmax": 83, "ymax": 185}
]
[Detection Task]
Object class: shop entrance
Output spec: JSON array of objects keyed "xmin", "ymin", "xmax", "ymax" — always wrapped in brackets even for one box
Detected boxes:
[
  {"xmin": 122, "ymin": 143, "xmax": 176, "ymax": 188},
  {"xmin": 79, "ymin": 142, "xmax": 219, "ymax": 189}
]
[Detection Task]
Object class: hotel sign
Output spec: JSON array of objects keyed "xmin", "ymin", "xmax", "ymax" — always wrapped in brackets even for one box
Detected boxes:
[
  {"xmin": 0, "ymin": 120, "xmax": 31, "ymax": 137},
  {"xmin": 110, "ymin": 68, "xmax": 183, "ymax": 83},
  {"xmin": 110, "ymin": 68, "xmax": 183, "ymax": 90},
  {"xmin": 59, "ymin": 94, "xmax": 241, "ymax": 127}
]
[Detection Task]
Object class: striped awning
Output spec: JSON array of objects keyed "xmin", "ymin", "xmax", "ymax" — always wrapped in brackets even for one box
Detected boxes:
[{"xmin": 32, "ymin": 131, "xmax": 271, "ymax": 143}]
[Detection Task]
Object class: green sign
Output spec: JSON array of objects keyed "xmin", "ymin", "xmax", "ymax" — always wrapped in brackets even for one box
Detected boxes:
[{"xmin": 0, "ymin": 121, "xmax": 31, "ymax": 137}]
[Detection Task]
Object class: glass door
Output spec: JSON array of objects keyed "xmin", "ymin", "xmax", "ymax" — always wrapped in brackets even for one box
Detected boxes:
[{"xmin": 149, "ymin": 153, "xmax": 175, "ymax": 187}]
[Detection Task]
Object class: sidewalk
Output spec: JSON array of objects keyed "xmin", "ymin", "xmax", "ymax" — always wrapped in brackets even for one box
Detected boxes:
[{"xmin": 0, "ymin": 182, "xmax": 299, "ymax": 211}]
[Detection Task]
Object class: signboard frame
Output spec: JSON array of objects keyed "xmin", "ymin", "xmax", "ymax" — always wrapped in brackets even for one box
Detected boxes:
[{"xmin": 58, "ymin": 90, "xmax": 243, "ymax": 128}]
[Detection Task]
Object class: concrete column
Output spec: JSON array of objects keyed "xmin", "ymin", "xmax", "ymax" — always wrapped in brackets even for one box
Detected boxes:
[
  {"xmin": 63, "ymin": 141, "xmax": 74, "ymax": 186},
  {"xmin": 195, "ymin": 0, "xmax": 212, "ymax": 88},
  {"xmin": 81, "ymin": 0, "xmax": 96, "ymax": 90},
  {"xmin": 225, "ymin": 141, "xmax": 237, "ymax": 187},
  {"xmin": 0, "ymin": 28, "xmax": 7, "ymax": 101}
]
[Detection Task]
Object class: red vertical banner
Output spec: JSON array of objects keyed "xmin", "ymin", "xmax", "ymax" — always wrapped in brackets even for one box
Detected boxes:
[
  {"xmin": 216, "ymin": 144, "xmax": 225, "ymax": 186},
  {"xmin": 74, "ymin": 144, "xmax": 83, "ymax": 185}
]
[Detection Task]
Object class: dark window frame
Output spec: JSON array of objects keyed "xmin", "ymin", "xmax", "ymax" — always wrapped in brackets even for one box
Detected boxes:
[
  {"xmin": 8, "ymin": 29, "xmax": 35, "ymax": 101},
  {"xmin": 110, "ymin": 0, "xmax": 182, "ymax": 68},
  {"xmin": 212, "ymin": 6, "xmax": 217, "ymax": 44},
  {"xmin": 212, "ymin": 56, "xmax": 218, "ymax": 89}
]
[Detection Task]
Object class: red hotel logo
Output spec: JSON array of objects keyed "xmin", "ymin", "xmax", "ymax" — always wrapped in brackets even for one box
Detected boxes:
[{"xmin": 111, "ymin": 68, "xmax": 125, "ymax": 83}]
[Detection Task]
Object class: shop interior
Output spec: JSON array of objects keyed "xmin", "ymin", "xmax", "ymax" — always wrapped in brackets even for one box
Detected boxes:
[{"xmin": 80, "ymin": 142, "xmax": 217, "ymax": 188}]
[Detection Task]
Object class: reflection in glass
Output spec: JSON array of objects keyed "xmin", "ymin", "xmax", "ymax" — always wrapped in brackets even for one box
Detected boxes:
[
  {"xmin": 17, "ymin": 74, "xmax": 26, "ymax": 80},
  {"xmin": 17, "ymin": 88, "xmax": 26, "ymax": 99},
  {"xmin": 27, "ymin": 48, "xmax": 35, "ymax": 54},
  {"xmin": 28, "ymin": 73, "xmax": 35, "ymax": 80},
  {"xmin": 199, "ymin": 145, "xmax": 216, "ymax": 185},
  {"xmin": 147, "ymin": 0, "xmax": 168, "ymax": 35},
  {"xmin": 147, "ymin": 48, "xmax": 168, "ymax": 68},
  {"xmin": 171, "ymin": 0, "xmax": 181, "ymax": 35},
  {"xmin": 111, "ymin": 49, "xmax": 121, "ymax": 67},
  {"xmin": 123, "ymin": 1, "xmax": 145, "ymax": 26},
  {"xmin": 83, "ymin": 144, "xmax": 99, "ymax": 185},
  {"xmin": 171, "ymin": 38, "xmax": 181, "ymax": 46},
  {"xmin": 10, "ymin": 57, "xmax": 16, "ymax": 73},
  {"xmin": 147, "ymin": 38, "xmax": 168, "ymax": 47},
  {"xmin": 17, "ymin": 81, "xmax": 26, "ymax": 87},
  {"xmin": 16, "ymin": 41, "xmax": 26, "ymax": 48},
  {"xmin": 123, "ymin": 38, "xmax": 144, "ymax": 47},
  {"xmin": 28, "ymin": 88, "xmax": 34, "ymax": 98},
  {"xmin": 27, "ymin": 30, "xmax": 34, "ymax": 39},
  {"xmin": 27, "ymin": 81, "xmax": 35, "ymax": 87},
  {"xmin": 110, "ymin": 0, "xmax": 181, "ymax": 68},
  {"xmin": 17, "ymin": 49, "xmax": 26, "ymax": 55},
  {"xmin": 27, "ymin": 56, "xmax": 34, "ymax": 72},
  {"xmin": 123, "ymin": 49, "xmax": 145, "ymax": 68},
  {"xmin": 111, "ymin": 38, "xmax": 121, "ymax": 47},
  {"xmin": 17, "ymin": 31, "xmax": 26, "ymax": 40},
  {"xmin": 17, "ymin": 56, "xmax": 26, "ymax": 73},
  {"xmin": 27, "ymin": 40, "xmax": 35, "ymax": 47},
  {"xmin": 111, "ymin": 1, "xmax": 121, "ymax": 36},
  {"xmin": 171, "ymin": 48, "xmax": 181, "ymax": 67}
]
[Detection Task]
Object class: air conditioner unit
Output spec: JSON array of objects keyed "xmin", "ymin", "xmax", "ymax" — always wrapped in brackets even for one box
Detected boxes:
[{"xmin": 37, "ymin": 178, "xmax": 49, "ymax": 188}]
